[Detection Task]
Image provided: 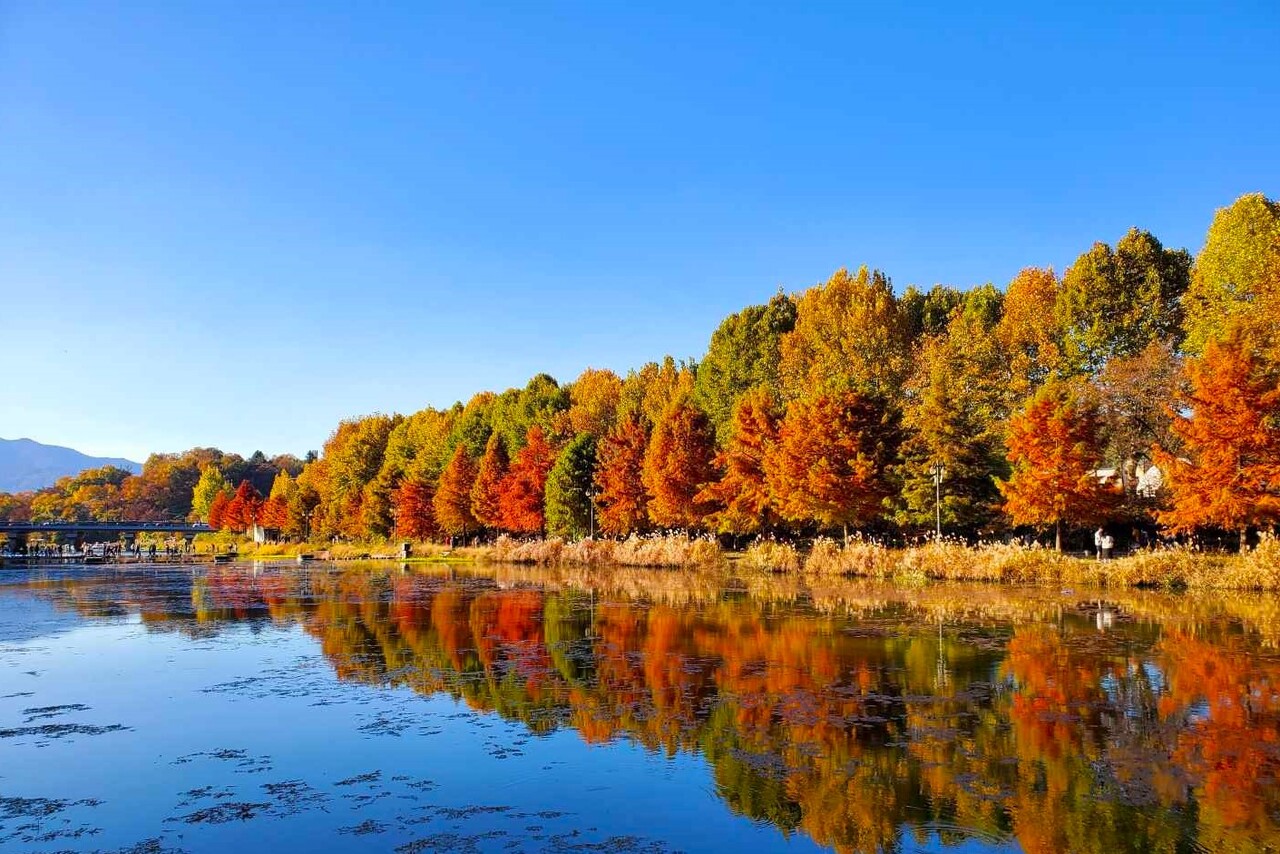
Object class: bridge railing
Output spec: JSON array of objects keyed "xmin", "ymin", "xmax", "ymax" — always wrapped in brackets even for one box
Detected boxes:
[{"xmin": 0, "ymin": 521, "xmax": 215, "ymax": 533}]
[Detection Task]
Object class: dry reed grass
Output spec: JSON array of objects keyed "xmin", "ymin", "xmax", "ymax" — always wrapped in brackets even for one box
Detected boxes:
[
  {"xmin": 207, "ymin": 527, "xmax": 1280, "ymax": 591},
  {"xmin": 803, "ymin": 536, "xmax": 897, "ymax": 577},
  {"xmin": 787, "ymin": 535, "xmax": 1280, "ymax": 590},
  {"xmin": 741, "ymin": 540, "xmax": 801, "ymax": 573},
  {"xmin": 486, "ymin": 533, "xmax": 724, "ymax": 569}
]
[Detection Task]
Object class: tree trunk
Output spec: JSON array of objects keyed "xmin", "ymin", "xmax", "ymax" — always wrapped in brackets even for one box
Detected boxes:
[
  {"xmin": 1241, "ymin": 527, "xmax": 1249, "ymax": 553},
  {"xmin": 1055, "ymin": 521, "xmax": 1063, "ymax": 553}
]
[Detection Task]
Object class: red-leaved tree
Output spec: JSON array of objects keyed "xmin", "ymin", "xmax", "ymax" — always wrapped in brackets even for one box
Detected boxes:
[
  {"xmin": 433, "ymin": 446, "xmax": 478, "ymax": 540},
  {"xmin": 764, "ymin": 391, "xmax": 895, "ymax": 539},
  {"xmin": 999, "ymin": 380, "xmax": 1115, "ymax": 551},
  {"xmin": 499, "ymin": 426, "xmax": 555, "ymax": 534},
  {"xmin": 208, "ymin": 491, "xmax": 231, "ymax": 530},
  {"xmin": 470, "ymin": 434, "xmax": 509, "ymax": 532},
  {"xmin": 595, "ymin": 413, "xmax": 650, "ymax": 536},
  {"xmin": 394, "ymin": 480, "xmax": 438, "ymax": 540},
  {"xmin": 222, "ymin": 481, "xmax": 263, "ymax": 533}
]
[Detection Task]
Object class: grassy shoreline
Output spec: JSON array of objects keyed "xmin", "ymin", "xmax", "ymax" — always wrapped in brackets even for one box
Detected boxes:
[{"xmin": 196, "ymin": 532, "xmax": 1280, "ymax": 591}]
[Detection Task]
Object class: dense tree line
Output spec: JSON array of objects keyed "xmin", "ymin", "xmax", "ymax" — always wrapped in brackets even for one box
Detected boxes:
[
  {"xmin": 0, "ymin": 448, "xmax": 305, "ymax": 526},
  {"xmin": 2, "ymin": 193, "xmax": 1276, "ymax": 550}
]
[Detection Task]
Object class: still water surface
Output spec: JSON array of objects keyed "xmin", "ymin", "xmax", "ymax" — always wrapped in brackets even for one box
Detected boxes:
[{"xmin": 2, "ymin": 562, "xmax": 1278, "ymax": 853}]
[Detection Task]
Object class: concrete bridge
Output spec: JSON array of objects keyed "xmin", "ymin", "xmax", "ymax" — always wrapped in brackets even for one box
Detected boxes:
[{"xmin": 0, "ymin": 521, "xmax": 214, "ymax": 553}]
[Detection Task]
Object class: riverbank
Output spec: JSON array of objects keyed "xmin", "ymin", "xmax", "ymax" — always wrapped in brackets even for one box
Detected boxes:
[
  {"xmin": 487, "ymin": 534, "xmax": 1280, "ymax": 590},
  {"xmin": 183, "ymin": 532, "xmax": 1280, "ymax": 592}
]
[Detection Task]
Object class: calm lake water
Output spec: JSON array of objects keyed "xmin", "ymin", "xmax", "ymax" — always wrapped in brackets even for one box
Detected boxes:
[{"xmin": 1, "ymin": 563, "xmax": 1278, "ymax": 853}]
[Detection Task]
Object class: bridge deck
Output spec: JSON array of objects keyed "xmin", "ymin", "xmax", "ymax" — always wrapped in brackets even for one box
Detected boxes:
[{"xmin": 0, "ymin": 522, "xmax": 215, "ymax": 535}]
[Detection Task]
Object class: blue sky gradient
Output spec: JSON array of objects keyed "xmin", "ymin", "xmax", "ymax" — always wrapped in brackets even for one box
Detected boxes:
[{"xmin": 2, "ymin": 2, "xmax": 1277, "ymax": 460}]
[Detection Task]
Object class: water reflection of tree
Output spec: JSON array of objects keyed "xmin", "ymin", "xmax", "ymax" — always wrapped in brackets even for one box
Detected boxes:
[{"xmin": 14, "ymin": 565, "xmax": 1280, "ymax": 853}]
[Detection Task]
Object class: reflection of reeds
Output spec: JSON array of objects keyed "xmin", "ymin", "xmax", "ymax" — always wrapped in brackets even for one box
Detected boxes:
[
  {"xmin": 474, "ymin": 556, "xmax": 1280, "ymax": 647},
  {"xmin": 486, "ymin": 533, "xmax": 724, "ymax": 568},
  {"xmin": 490, "ymin": 562, "xmax": 724, "ymax": 606}
]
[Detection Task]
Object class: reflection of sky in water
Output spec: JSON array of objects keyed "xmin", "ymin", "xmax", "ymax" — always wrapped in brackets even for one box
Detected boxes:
[
  {"xmin": 1142, "ymin": 661, "xmax": 1166, "ymax": 694},
  {"xmin": 2, "ymin": 563, "xmax": 1279, "ymax": 853},
  {"xmin": 2, "ymin": 618, "xmax": 820, "ymax": 853},
  {"xmin": 1186, "ymin": 699, "xmax": 1212, "ymax": 725},
  {"xmin": 0, "ymin": 593, "xmax": 93, "ymax": 643}
]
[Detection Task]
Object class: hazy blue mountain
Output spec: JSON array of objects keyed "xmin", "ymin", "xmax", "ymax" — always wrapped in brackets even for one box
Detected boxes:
[{"xmin": 0, "ymin": 437, "xmax": 141, "ymax": 492}]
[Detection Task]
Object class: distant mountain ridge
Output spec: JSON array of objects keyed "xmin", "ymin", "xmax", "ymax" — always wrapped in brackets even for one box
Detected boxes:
[{"xmin": 0, "ymin": 437, "xmax": 142, "ymax": 493}]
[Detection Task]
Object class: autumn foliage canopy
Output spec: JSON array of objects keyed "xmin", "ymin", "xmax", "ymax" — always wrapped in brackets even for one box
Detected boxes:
[
  {"xmin": 4, "ymin": 192, "xmax": 1279, "ymax": 554},
  {"xmin": 1158, "ymin": 338, "xmax": 1280, "ymax": 541}
]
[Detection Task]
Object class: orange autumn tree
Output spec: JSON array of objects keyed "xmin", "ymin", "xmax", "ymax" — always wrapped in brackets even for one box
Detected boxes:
[
  {"xmin": 433, "ymin": 445, "xmax": 478, "ymax": 540},
  {"xmin": 641, "ymin": 399, "xmax": 717, "ymax": 529},
  {"xmin": 259, "ymin": 470, "xmax": 297, "ymax": 534},
  {"xmin": 208, "ymin": 490, "xmax": 231, "ymax": 530},
  {"xmin": 594, "ymin": 413, "xmax": 650, "ymax": 536},
  {"xmin": 259, "ymin": 495, "xmax": 289, "ymax": 530},
  {"xmin": 499, "ymin": 426, "xmax": 555, "ymax": 534},
  {"xmin": 394, "ymin": 480, "xmax": 437, "ymax": 540},
  {"xmin": 764, "ymin": 391, "xmax": 895, "ymax": 539},
  {"xmin": 999, "ymin": 380, "xmax": 1113, "ymax": 551},
  {"xmin": 1157, "ymin": 337, "xmax": 1280, "ymax": 551},
  {"xmin": 697, "ymin": 387, "xmax": 780, "ymax": 535},
  {"xmin": 470, "ymin": 433, "xmax": 508, "ymax": 532}
]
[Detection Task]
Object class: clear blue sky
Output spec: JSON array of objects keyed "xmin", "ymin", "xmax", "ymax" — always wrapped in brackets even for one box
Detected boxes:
[{"xmin": 2, "ymin": 2, "xmax": 1277, "ymax": 462}]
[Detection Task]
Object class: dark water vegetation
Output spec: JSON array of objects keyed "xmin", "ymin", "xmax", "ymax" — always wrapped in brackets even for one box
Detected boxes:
[{"xmin": 4, "ymin": 562, "xmax": 1280, "ymax": 852}]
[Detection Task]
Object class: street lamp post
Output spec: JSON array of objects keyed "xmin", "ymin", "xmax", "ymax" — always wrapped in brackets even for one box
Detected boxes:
[
  {"xmin": 932, "ymin": 462, "xmax": 945, "ymax": 540},
  {"xmin": 575, "ymin": 484, "xmax": 598, "ymax": 540}
]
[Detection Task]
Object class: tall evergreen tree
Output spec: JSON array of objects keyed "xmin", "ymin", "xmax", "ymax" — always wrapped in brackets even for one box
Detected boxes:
[
  {"xmin": 545, "ymin": 434, "xmax": 598, "ymax": 539},
  {"xmin": 898, "ymin": 306, "xmax": 1009, "ymax": 535},
  {"xmin": 694, "ymin": 292, "xmax": 796, "ymax": 442}
]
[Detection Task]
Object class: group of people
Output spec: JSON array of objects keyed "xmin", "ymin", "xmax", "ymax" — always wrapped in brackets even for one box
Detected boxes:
[
  {"xmin": 1094, "ymin": 528, "xmax": 1117, "ymax": 560},
  {"xmin": 2, "ymin": 540, "xmax": 194, "ymax": 559}
]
